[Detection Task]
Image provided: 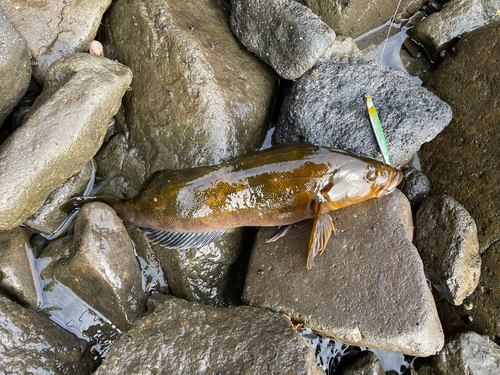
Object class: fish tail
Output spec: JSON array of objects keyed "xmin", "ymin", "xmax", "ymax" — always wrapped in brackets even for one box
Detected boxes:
[{"xmin": 59, "ymin": 196, "xmax": 120, "ymax": 214}]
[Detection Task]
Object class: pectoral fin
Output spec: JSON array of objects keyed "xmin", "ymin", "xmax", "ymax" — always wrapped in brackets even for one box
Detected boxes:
[
  {"xmin": 307, "ymin": 202, "xmax": 335, "ymax": 270},
  {"xmin": 265, "ymin": 225, "xmax": 293, "ymax": 243},
  {"xmin": 139, "ymin": 227, "xmax": 226, "ymax": 249}
]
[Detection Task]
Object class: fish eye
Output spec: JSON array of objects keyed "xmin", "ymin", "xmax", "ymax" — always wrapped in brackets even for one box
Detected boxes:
[{"xmin": 365, "ymin": 165, "xmax": 377, "ymax": 181}]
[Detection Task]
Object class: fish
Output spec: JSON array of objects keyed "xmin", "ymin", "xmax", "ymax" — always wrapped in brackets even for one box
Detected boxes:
[{"xmin": 61, "ymin": 143, "xmax": 402, "ymax": 269}]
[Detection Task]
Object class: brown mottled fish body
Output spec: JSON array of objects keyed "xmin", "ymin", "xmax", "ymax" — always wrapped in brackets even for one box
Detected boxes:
[{"xmin": 63, "ymin": 144, "xmax": 402, "ymax": 269}]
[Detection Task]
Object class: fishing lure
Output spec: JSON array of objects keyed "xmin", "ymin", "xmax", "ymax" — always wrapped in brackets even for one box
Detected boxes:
[{"xmin": 366, "ymin": 95, "xmax": 391, "ymax": 165}]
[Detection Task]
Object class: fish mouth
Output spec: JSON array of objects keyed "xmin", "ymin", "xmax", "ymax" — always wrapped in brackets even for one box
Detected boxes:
[{"xmin": 377, "ymin": 169, "xmax": 403, "ymax": 197}]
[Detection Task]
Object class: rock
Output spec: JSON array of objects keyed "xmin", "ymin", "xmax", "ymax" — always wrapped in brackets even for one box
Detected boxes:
[
  {"xmin": 409, "ymin": 0, "xmax": 500, "ymax": 60},
  {"xmin": 0, "ymin": 53, "xmax": 132, "ymax": 230},
  {"xmin": 337, "ymin": 351, "xmax": 385, "ymax": 375},
  {"xmin": 0, "ymin": 0, "xmax": 112, "ymax": 82},
  {"xmin": 0, "ymin": 293, "xmax": 95, "ymax": 374},
  {"xmin": 322, "ymin": 36, "xmax": 365, "ymax": 61},
  {"xmin": 398, "ymin": 167, "xmax": 431, "ymax": 209},
  {"xmin": 229, "ymin": 0, "xmax": 336, "ymax": 80},
  {"xmin": 414, "ymin": 332, "xmax": 500, "ymax": 375},
  {"xmin": 415, "ymin": 195, "xmax": 481, "ymax": 305},
  {"xmin": 40, "ymin": 202, "xmax": 147, "ymax": 331},
  {"xmin": 243, "ymin": 190, "xmax": 444, "ymax": 357},
  {"xmin": 0, "ymin": 15, "xmax": 31, "ymax": 127},
  {"xmin": 0, "ymin": 227, "xmax": 39, "ymax": 308},
  {"xmin": 274, "ymin": 59, "xmax": 452, "ymax": 168},
  {"xmin": 105, "ymin": 0, "xmax": 276, "ymax": 175},
  {"xmin": 419, "ymin": 21, "xmax": 500, "ymax": 252},
  {"xmin": 24, "ymin": 159, "xmax": 94, "ymax": 236},
  {"xmin": 154, "ymin": 227, "xmax": 248, "ymax": 307},
  {"xmin": 94, "ymin": 133, "xmax": 146, "ymax": 200},
  {"xmin": 95, "ymin": 296, "xmax": 324, "ymax": 374},
  {"xmin": 295, "ymin": 0, "xmax": 423, "ymax": 38}
]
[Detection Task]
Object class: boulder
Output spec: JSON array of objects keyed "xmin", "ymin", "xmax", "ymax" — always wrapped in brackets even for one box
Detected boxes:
[
  {"xmin": 95, "ymin": 296, "xmax": 324, "ymax": 374},
  {"xmin": 0, "ymin": 53, "xmax": 132, "ymax": 230},
  {"xmin": 0, "ymin": 0, "xmax": 112, "ymax": 82},
  {"xmin": 230, "ymin": 0, "xmax": 336, "ymax": 79},
  {"xmin": 415, "ymin": 195, "xmax": 481, "ymax": 305},
  {"xmin": 244, "ymin": 190, "xmax": 444, "ymax": 356},
  {"xmin": 275, "ymin": 59, "xmax": 452, "ymax": 168},
  {"xmin": 0, "ymin": 15, "xmax": 31, "ymax": 127},
  {"xmin": 337, "ymin": 351, "xmax": 385, "ymax": 375},
  {"xmin": 398, "ymin": 167, "xmax": 431, "ymax": 209},
  {"xmin": 104, "ymin": 0, "xmax": 276, "ymax": 175}
]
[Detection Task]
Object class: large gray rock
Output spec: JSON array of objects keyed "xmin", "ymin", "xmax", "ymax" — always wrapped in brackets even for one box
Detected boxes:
[
  {"xmin": 415, "ymin": 332, "xmax": 500, "ymax": 375},
  {"xmin": 0, "ymin": 227, "xmax": 39, "ymax": 309},
  {"xmin": 275, "ymin": 59, "xmax": 452, "ymax": 168},
  {"xmin": 415, "ymin": 195, "xmax": 481, "ymax": 305},
  {"xmin": 230, "ymin": 0, "xmax": 336, "ymax": 79},
  {"xmin": 244, "ymin": 190, "xmax": 444, "ymax": 357},
  {"xmin": 0, "ymin": 53, "xmax": 132, "ymax": 230},
  {"xmin": 0, "ymin": 0, "xmax": 112, "ymax": 82},
  {"xmin": 0, "ymin": 293, "xmax": 95, "ymax": 374},
  {"xmin": 40, "ymin": 202, "xmax": 147, "ymax": 331},
  {"xmin": 0, "ymin": 15, "xmax": 31, "ymax": 127},
  {"xmin": 410, "ymin": 0, "xmax": 500, "ymax": 60},
  {"xmin": 105, "ymin": 0, "xmax": 276, "ymax": 175},
  {"xmin": 95, "ymin": 296, "xmax": 324, "ymax": 374},
  {"xmin": 24, "ymin": 159, "xmax": 94, "ymax": 236}
]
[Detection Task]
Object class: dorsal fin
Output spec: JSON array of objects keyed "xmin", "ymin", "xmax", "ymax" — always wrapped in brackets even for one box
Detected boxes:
[{"xmin": 139, "ymin": 227, "xmax": 226, "ymax": 249}]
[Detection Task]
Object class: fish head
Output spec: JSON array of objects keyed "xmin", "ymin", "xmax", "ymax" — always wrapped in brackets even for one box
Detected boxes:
[{"xmin": 367, "ymin": 162, "xmax": 403, "ymax": 198}]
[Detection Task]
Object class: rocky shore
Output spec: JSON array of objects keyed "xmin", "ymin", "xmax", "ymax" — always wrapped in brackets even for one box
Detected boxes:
[{"xmin": 1, "ymin": 0, "xmax": 499, "ymax": 373}]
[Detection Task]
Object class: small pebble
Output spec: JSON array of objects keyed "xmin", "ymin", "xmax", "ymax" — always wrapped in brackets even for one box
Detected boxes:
[{"xmin": 87, "ymin": 40, "xmax": 104, "ymax": 57}]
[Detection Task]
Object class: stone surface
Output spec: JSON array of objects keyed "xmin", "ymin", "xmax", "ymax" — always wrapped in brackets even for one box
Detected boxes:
[
  {"xmin": 105, "ymin": 0, "xmax": 276, "ymax": 175},
  {"xmin": 0, "ymin": 53, "xmax": 132, "ymax": 230},
  {"xmin": 415, "ymin": 195, "xmax": 481, "ymax": 305},
  {"xmin": 414, "ymin": 332, "xmax": 500, "ymax": 375},
  {"xmin": 337, "ymin": 351, "xmax": 385, "ymax": 375},
  {"xmin": 41, "ymin": 202, "xmax": 147, "ymax": 331},
  {"xmin": 410, "ymin": 0, "xmax": 500, "ymax": 60},
  {"xmin": 275, "ymin": 59, "xmax": 452, "ymax": 168},
  {"xmin": 95, "ymin": 296, "xmax": 324, "ymax": 374},
  {"xmin": 0, "ymin": 0, "xmax": 112, "ymax": 82},
  {"xmin": 419, "ymin": 21, "xmax": 500, "ymax": 252},
  {"xmin": 24, "ymin": 159, "xmax": 94, "ymax": 236},
  {"xmin": 230, "ymin": 0, "xmax": 336, "ymax": 79},
  {"xmin": 243, "ymin": 190, "xmax": 444, "ymax": 356},
  {"xmin": 0, "ymin": 15, "xmax": 31, "ymax": 127},
  {"xmin": 0, "ymin": 227, "xmax": 39, "ymax": 309},
  {"xmin": 296, "ymin": 0, "xmax": 423, "ymax": 38},
  {"xmin": 154, "ymin": 227, "xmax": 249, "ymax": 307},
  {"xmin": 398, "ymin": 167, "xmax": 431, "ymax": 209},
  {"xmin": 0, "ymin": 293, "xmax": 94, "ymax": 374}
]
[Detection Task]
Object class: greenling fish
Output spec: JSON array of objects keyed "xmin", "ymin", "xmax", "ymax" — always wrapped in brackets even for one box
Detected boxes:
[{"xmin": 61, "ymin": 144, "xmax": 402, "ymax": 269}]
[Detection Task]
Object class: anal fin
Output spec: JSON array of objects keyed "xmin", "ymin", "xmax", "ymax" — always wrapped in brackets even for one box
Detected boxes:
[
  {"xmin": 139, "ymin": 227, "xmax": 226, "ymax": 249},
  {"xmin": 307, "ymin": 202, "xmax": 335, "ymax": 270},
  {"xmin": 265, "ymin": 225, "xmax": 292, "ymax": 243}
]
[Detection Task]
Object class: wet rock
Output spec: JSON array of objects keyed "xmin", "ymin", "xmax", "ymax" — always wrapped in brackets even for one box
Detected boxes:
[
  {"xmin": 322, "ymin": 36, "xmax": 365, "ymax": 61},
  {"xmin": 337, "ymin": 351, "xmax": 385, "ymax": 375},
  {"xmin": 295, "ymin": 0, "xmax": 423, "ymax": 38},
  {"xmin": 419, "ymin": 21, "xmax": 500, "ymax": 251},
  {"xmin": 105, "ymin": 0, "xmax": 276, "ymax": 175},
  {"xmin": 41, "ymin": 202, "xmax": 147, "ymax": 331},
  {"xmin": 94, "ymin": 134, "xmax": 146, "ymax": 200},
  {"xmin": 0, "ymin": 53, "xmax": 132, "ymax": 231},
  {"xmin": 229, "ymin": 0, "xmax": 336, "ymax": 80},
  {"xmin": 0, "ymin": 227, "xmax": 39, "ymax": 308},
  {"xmin": 414, "ymin": 332, "xmax": 500, "ymax": 374},
  {"xmin": 0, "ymin": 0, "xmax": 112, "ymax": 82},
  {"xmin": 432, "ymin": 241, "xmax": 500, "ymax": 341},
  {"xmin": 244, "ymin": 190, "xmax": 444, "ymax": 356},
  {"xmin": 95, "ymin": 296, "xmax": 324, "ymax": 374},
  {"xmin": 415, "ymin": 195, "xmax": 481, "ymax": 305},
  {"xmin": 0, "ymin": 15, "xmax": 31, "ymax": 127},
  {"xmin": 275, "ymin": 59, "xmax": 452, "ymax": 168},
  {"xmin": 24, "ymin": 159, "xmax": 94, "ymax": 236},
  {"xmin": 398, "ymin": 167, "xmax": 431, "ymax": 209},
  {"xmin": 409, "ymin": 0, "xmax": 500, "ymax": 60},
  {"xmin": 154, "ymin": 227, "xmax": 247, "ymax": 307},
  {"xmin": 0, "ymin": 293, "xmax": 94, "ymax": 374}
]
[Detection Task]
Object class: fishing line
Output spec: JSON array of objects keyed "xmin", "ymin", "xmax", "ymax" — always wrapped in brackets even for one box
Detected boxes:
[{"xmin": 379, "ymin": 0, "xmax": 405, "ymax": 62}]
